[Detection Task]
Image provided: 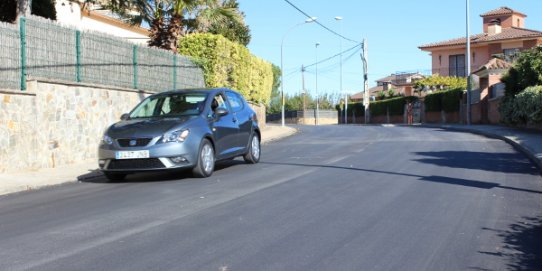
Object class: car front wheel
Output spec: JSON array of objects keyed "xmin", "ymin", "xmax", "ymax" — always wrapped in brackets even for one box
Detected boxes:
[
  {"xmin": 243, "ymin": 133, "xmax": 260, "ymax": 164},
  {"xmin": 192, "ymin": 139, "xmax": 215, "ymax": 178}
]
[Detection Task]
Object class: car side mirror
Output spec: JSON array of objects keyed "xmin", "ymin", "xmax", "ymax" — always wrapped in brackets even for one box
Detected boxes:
[
  {"xmin": 215, "ymin": 108, "xmax": 229, "ymax": 117},
  {"xmin": 120, "ymin": 113, "xmax": 130, "ymax": 120}
]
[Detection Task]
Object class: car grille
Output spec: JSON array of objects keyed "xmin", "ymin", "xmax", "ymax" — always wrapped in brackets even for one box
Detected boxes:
[
  {"xmin": 108, "ymin": 159, "xmax": 165, "ymax": 170},
  {"xmin": 117, "ymin": 138, "xmax": 152, "ymax": 147}
]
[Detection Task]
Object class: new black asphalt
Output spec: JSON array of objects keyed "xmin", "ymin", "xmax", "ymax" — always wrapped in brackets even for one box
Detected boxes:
[{"xmin": 0, "ymin": 125, "xmax": 541, "ymax": 271}]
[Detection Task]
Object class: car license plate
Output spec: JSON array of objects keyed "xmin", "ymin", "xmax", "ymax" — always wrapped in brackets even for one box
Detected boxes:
[{"xmin": 115, "ymin": 150, "xmax": 150, "ymax": 159}]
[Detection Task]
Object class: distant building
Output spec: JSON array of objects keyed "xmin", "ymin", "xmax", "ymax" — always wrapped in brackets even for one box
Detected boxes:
[
  {"xmin": 419, "ymin": 6, "xmax": 542, "ymax": 99},
  {"xmin": 55, "ymin": 0, "xmax": 150, "ymax": 45},
  {"xmin": 350, "ymin": 72, "xmax": 424, "ymax": 102}
]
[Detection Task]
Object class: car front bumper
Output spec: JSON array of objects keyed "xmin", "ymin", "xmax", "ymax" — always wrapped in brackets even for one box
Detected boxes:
[{"xmin": 98, "ymin": 139, "xmax": 200, "ymax": 173}]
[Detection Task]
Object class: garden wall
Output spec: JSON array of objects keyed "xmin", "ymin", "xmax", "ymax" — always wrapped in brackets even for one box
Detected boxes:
[{"xmin": 0, "ymin": 79, "xmax": 153, "ymax": 173}]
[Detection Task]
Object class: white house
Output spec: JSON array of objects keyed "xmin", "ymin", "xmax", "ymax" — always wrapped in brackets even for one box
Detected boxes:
[{"xmin": 55, "ymin": 0, "xmax": 150, "ymax": 45}]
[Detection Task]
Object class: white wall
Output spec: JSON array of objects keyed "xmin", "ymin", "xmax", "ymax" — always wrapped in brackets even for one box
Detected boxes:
[{"xmin": 54, "ymin": 0, "xmax": 149, "ymax": 45}]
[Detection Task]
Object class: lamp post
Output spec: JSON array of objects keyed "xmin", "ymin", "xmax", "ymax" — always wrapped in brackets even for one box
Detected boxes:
[
  {"xmin": 315, "ymin": 42, "xmax": 320, "ymax": 125},
  {"xmin": 280, "ymin": 17, "xmax": 317, "ymax": 127},
  {"xmin": 335, "ymin": 16, "xmax": 344, "ymax": 123},
  {"xmin": 465, "ymin": 0, "xmax": 472, "ymax": 125}
]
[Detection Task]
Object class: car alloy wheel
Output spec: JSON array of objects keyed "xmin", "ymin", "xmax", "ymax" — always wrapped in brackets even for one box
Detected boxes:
[
  {"xmin": 243, "ymin": 133, "xmax": 260, "ymax": 164},
  {"xmin": 193, "ymin": 139, "xmax": 215, "ymax": 178}
]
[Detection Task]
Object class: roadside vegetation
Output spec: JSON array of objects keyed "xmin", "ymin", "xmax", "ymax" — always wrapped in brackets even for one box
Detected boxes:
[
  {"xmin": 499, "ymin": 46, "xmax": 542, "ymax": 125},
  {"xmin": 178, "ymin": 33, "xmax": 273, "ymax": 105},
  {"xmin": 0, "ymin": 0, "xmax": 56, "ymax": 22}
]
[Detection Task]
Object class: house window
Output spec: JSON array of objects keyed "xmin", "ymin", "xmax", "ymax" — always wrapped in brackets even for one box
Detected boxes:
[
  {"xmin": 503, "ymin": 48, "xmax": 520, "ymax": 62},
  {"xmin": 449, "ymin": 54, "xmax": 466, "ymax": 77}
]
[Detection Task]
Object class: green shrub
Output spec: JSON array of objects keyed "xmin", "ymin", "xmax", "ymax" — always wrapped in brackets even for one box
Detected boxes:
[
  {"xmin": 501, "ymin": 46, "xmax": 542, "ymax": 97},
  {"xmin": 346, "ymin": 102, "xmax": 365, "ymax": 116},
  {"xmin": 370, "ymin": 96, "xmax": 417, "ymax": 116},
  {"xmin": 178, "ymin": 33, "xmax": 273, "ymax": 104},
  {"xmin": 424, "ymin": 88, "xmax": 463, "ymax": 113},
  {"xmin": 414, "ymin": 75, "xmax": 467, "ymax": 93},
  {"xmin": 500, "ymin": 85, "xmax": 542, "ymax": 124}
]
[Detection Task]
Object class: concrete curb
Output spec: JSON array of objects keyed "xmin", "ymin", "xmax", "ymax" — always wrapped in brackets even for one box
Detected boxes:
[{"xmin": 422, "ymin": 124, "xmax": 542, "ymax": 174}]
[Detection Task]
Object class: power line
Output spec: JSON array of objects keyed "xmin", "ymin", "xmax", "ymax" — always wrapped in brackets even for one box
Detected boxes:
[
  {"xmin": 282, "ymin": 0, "xmax": 359, "ymax": 44},
  {"xmin": 304, "ymin": 43, "xmax": 362, "ymax": 69}
]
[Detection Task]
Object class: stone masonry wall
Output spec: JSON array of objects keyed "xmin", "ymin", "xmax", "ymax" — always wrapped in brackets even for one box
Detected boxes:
[{"xmin": 0, "ymin": 80, "xmax": 154, "ymax": 173}]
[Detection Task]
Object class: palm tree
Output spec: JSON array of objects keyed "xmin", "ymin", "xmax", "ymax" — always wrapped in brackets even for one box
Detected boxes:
[
  {"xmin": 200, "ymin": 0, "xmax": 250, "ymax": 46},
  {"xmin": 106, "ymin": 0, "xmax": 243, "ymax": 51}
]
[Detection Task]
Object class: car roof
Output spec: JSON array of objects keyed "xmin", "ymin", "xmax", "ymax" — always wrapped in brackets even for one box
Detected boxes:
[{"xmin": 157, "ymin": 88, "xmax": 238, "ymax": 96}]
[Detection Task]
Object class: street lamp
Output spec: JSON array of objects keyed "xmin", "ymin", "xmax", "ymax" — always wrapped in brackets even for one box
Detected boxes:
[
  {"xmin": 315, "ymin": 42, "xmax": 320, "ymax": 125},
  {"xmin": 280, "ymin": 17, "xmax": 317, "ymax": 127},
  {"xmin": 465, "ymin": 0, "xmax": 472, "ymax": 125},
  {"xmin": 335, "ymin": 16, "xmax": 344, "ymax": 123}
]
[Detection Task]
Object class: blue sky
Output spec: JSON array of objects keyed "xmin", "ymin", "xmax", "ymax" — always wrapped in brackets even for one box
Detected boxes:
[{"xmin": 237, "ymin": 0, "xmax": 542, "ymax": 97}]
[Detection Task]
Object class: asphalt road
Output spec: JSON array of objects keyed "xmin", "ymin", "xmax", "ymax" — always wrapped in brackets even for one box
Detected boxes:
[{"xmin": 1, "ymin": 125, "xmax": 541, "ymax": 271}]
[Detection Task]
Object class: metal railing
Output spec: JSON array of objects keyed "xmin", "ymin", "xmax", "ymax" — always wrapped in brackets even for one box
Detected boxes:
[{"xmin": 0, "ymin": 16, "xmax": 205, "ymax": 92}]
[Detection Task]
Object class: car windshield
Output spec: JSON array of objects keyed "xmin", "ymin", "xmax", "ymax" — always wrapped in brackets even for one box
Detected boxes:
[{"xmin": 129, "ymin": 92, "xmax": 208, "ymax": 118}]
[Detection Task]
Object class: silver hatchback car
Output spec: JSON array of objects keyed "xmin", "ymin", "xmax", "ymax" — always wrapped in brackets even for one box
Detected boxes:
[{"xmin": 98, "ymin": 88, "xmax": 261, "ymax": 181}]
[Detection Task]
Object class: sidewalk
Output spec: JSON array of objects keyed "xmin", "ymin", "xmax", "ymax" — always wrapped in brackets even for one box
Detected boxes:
[
  {"xmin": 422, "ymin": 124, "xmax": 542, "ymax": 173},
  {"xmin": 0, "ymin": 125, "xmax": 297, "ymax": 196}
]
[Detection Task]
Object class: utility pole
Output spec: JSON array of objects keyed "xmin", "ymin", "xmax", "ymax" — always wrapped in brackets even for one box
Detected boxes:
[
  {"xmin": 301, "ymin": 65, "xmax": 307, "ymax": 123},
  {"xmin": 361, "ymin": 39, "xmax": 369, "ymax": 124},
  {"xmin": 315, "ymin": 42, "xmax": 320, "ymax": 125}
]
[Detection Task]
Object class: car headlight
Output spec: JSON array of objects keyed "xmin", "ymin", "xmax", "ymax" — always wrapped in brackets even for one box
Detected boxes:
[
  {"xmin": 162, "ymin": 129, "xmax": 190, "ymax": 143},
  {"xmin": 102, "ymin": 135, "xmax": 113, "ymax": 145}
]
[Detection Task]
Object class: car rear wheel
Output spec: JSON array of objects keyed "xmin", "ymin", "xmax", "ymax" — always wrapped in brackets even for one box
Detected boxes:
[
  {"xmin": 243, "ymin": 133, "xmax": 260, "ymax": 164},
  {"xmin": 192, "ymin": 139, "xmax": 215, "ymax": 178},
  {"xmin": 104, "ymin": 172, "xmax": 126, "ymax": 182}
]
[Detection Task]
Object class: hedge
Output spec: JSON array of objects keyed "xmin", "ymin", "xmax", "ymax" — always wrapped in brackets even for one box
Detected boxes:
[
  {"xmin": 424, "ymin": 88, "xmax": 463, "ymax": 113},
  {"xmin": 370, "ymin": 96, "xmax": 418, "ymax": 116},
  {"xmin": 500, "ymin": 85, "xmax": 542, "ymax": 125},
  {"xmin": 178, "ymin": 33, "xmax": 274, "ymax": 104},
  {"xmin": 346, "ymin": 102, "xmax": 365, "ymax": 116}
]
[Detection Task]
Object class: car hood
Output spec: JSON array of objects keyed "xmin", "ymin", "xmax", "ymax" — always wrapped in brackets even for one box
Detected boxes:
[{"xmin": 107, "ymin": 116, "xmax": 198, "ymax": 138}]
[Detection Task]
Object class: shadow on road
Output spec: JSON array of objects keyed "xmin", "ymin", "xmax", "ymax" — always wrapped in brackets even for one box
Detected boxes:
[
  {"xmin": 78, "ymin": 159, "xmax": 246, "ymax": 183},
  {"xmin": 260, "ymin": 161, "xmax": 542, "ymax": 195},
  {"xmin": 473, "ymin": 216, "xmax": 542, "ymax": 271},
  {"xmin": 414, "ymin": 151, "xmax": 537, "ymax": 175}
]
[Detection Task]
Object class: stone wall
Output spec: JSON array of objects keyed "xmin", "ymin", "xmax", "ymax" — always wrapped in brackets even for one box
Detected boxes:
[
  {"xmin": 0, "ymin": 79, "xmax": 154, "ymax": 173},
  {"xmin": 248, "ymin": 102, "xmax": 266, "ymax": 129}
]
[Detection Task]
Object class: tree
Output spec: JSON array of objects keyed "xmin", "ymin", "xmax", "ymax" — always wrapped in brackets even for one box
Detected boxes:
[
  {"xmin": 0, "ymin": 0, "xmax": 17, "ymax": 22},
  {"xmin": 1, "ymin": 0, "xmax": 56, "ymax": 23},
  {"xmin": 31, "ymin": 0, "xmax": 56, "ymax": 20},
  {"xmin": 106, "ymin": 0, "xmax": 243, "ymax": 51},
  {"xmin": 198, "ymin": 0, "xmax": 250, "ymax": 46},
  {"xmin": 413, "ymin": 74, "xmax": 467, "ymax": 94},
  {"xmin": 501, "ymin": 46, "xmax": 542, "ymax": 97},
  {"xmin": 270, "ymin": 64, "xmax": 281, "ymax": 100}
]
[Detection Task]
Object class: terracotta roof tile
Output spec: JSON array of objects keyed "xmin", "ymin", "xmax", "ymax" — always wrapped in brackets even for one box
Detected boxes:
[
  {"xmin": 419, "ymin": 27, "xmax": 542, "ymax": 49},
  {"xmin": 480, "ymin": 7, "xmax": 522, "ymax": 17},
  {"xmin": 473, "ymin": 58, "xmax": 513, "ymax": 74}
]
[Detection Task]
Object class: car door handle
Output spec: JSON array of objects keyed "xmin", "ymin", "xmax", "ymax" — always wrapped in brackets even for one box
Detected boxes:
[{"xmin": 233, "ymin": 118, "xmax": 238, "ymax": 123}]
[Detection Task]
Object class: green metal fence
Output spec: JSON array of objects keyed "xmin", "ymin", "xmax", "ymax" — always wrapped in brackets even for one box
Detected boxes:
[
  {"xmin": 0, "ymin": 22, "xmax": 20, "ymax": 90},
  {"xmin": 0, "ymin": 16, "xmax": 204, "ymax": 92}
]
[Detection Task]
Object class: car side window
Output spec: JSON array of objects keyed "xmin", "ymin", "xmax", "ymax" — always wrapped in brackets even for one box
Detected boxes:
[
  {"xmin": 225, "ymin": 91, "xmax": 244, "ymax": 113},
  {"xmin": 211, "ymin": 94, "xmax": 228, "ymax": 112}
]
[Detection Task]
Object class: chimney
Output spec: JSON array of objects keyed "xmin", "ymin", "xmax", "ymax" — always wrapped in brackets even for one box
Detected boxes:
[{"xmin": 488, "ymin": 19, "xmax": 502, "ymax": 35}]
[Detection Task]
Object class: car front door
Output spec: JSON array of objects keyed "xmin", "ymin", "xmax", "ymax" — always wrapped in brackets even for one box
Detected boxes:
[
  {"xmin": 225, "ymin": 91, "xmax": 251, "ymax": 148},
  {"xmin": 209, "ymin": 93, "xmax": 240, "ymax": 159}
]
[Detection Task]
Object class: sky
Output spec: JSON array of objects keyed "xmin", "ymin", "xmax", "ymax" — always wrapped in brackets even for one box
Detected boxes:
[{"xmin": 237, "ymin": 0, "xmax": 542, "ymax": 97}]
